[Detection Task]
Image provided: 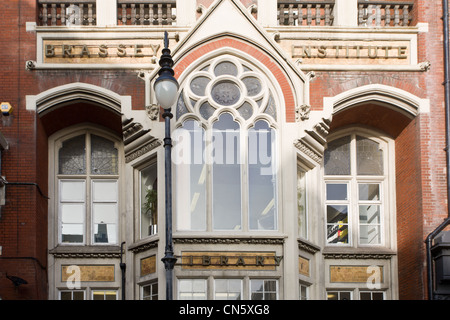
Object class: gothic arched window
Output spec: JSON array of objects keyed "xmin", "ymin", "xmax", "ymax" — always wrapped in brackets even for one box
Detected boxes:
[{"xmin": 174, "ymin": 55, "xmax": 278, "ymax": 232}]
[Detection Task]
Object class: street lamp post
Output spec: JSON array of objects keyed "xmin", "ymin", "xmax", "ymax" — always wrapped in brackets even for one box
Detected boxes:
[{"xmin": 154, "ymin": 31, "xmax": 179, "ymax": 300}]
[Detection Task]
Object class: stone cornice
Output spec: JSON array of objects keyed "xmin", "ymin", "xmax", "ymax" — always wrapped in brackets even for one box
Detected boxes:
[
  {"xmin": 297, "ymin": 238, "xmax": 321, "ymax": 254},
  {"xmin": 49, "ymin": 245, "xmax": 122, "ymax": 259},
  {"xmin": 323, "ymin": 247, "xmax": 396, "ymax": 260}
]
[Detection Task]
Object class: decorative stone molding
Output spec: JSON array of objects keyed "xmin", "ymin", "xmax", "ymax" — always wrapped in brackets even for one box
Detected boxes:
[
  {"xmin": 294, "ymin": 117, "xmax": 330, "ymax": 166},
  {"xmin": 145, "ymin": 104, "xmax": 160, "ymax": 121},
  {"xmin": 122, "ymin": 116, "xmax": 150, "ymax": 145},
  {"xmin": 125, "ymin": 139, "xmax": 162, "ymax": 163},
  {"xmin": 323, "ymin": 253, "xmax": 394, "ymax": 260},
  {"xmin": 419, "ymin": 60, "xmax": 431, "ymax": 71},
  {"xmin": 173, "ymin": 236, "xmax": 285, "ymax": 245},
  {"xmin": 294, "ymin": 139, "xmax": 323, "ymax": 164},
  {"xmin": 295, "ymin": 104, "xmax": 311, "ymax": 122},
  {"xmin": 128, "ymin": 239, "xmax": 159, "ymax": 254},
  {"xmin": 298, "ymin": 238, "xmax": 321, "ymax": 254},
  {"xmin": 323, "ymin": 247, "xmax": 396, "ymax": 260},
  {"xmin": 49, "ymin": 246, "xmax": 122, "ymax": 259}
]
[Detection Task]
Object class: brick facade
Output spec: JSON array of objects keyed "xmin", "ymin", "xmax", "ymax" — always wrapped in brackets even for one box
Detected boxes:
[{"xmin": 0, "ymin": 0, "xmax": 449, "ymax": 300}]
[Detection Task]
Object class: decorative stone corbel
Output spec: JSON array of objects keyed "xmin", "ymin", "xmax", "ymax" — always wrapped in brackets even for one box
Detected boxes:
[
  {"xmin": 419, "ymin": 61, "xmax": 431, "ymax": 71},
  {"xmin": 296, "ymin": 104, "xmax": 311, "ymax": 122}
]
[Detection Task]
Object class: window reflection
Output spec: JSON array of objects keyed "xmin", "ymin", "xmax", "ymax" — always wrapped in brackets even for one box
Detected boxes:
[
  {"xmin": 248, "ymin": 120, "xmax": 277, "ymax": 230},
  {"xmin": 174, "ymin": 120, "xmax": 206, "ymax": 231},
  {"xmin": 212, "ymin": 113, "xmax": 241, "ymax": 230}
]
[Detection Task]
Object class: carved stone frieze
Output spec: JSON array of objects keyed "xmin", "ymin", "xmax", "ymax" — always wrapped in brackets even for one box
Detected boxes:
[
  {"xmin": 125, "ymin": 139, "xmax": 162, "ymax": 163},
  {"xmin": 173, "ymin": 237, "xmax": 285, "ymax": 245}
]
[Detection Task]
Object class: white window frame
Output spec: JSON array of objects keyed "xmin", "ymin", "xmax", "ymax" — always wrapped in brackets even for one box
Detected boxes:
[
  {"xmin": 91, "ymin": 289, "xmax": 118, "ymax": 300},
  {"xmin": 178, "ymin": 279, "xmax": 208, "ymax": 300},
  {"xmin": 141, "ymin": 281, "xmax": 158, "ymax": 300},
  {"xmin": 139, "ymin": 160, "xmax": 158, "ymax": 239},
  {"xmin": 324, "ymin": 129, "xmax": 393, "ymax": 248},
  {"xmin": 249, "ymin": 279, "xmax": 279, "ymax": 300},
  {"xmin": 214, "ymin": 279, "xmax": 243, "ymax": 300},
  {"xmin": 59, "ymin": 289, "xmax": 86, "ymax": 300},
  {"xmin": 54, "ymin": 128, "xmax": 121, "ymax": 246}
]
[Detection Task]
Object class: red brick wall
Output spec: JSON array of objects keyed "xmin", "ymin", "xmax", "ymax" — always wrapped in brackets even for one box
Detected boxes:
[{"xmin": 395, "ymin": 116, "xmax": 424, "ymax": 300}]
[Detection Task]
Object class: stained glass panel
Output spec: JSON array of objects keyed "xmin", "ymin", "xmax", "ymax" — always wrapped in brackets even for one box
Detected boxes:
[
  {"xmin": 324, "ymin": 136, "xmax": 351, "ymax": 175},
  {"xmin": 59, "ymin": 135, "xmax": 86, "ymax": 175},
  {"xmin": 356, "ymin": 136, "xmax": 384, "ymax": 175},
  {"xmin": 214, "ymin": 61, "xmax": 238, "ymax": 76},
  {"xmin": 211, "ymin": 81, "xmax": 241, "ymax": 106},
  {"xmin": 91, "ymin": 135, "xmax": 118, "ymax": 175}
]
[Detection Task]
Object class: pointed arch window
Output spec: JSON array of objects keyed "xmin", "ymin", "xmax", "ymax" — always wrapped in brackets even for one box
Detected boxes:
[{"xmin": 174, "ymin": 55, "xmax": 279, "ymax": 232}]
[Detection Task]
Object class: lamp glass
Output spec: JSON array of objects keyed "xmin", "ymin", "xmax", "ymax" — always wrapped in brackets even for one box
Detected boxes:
[{"xmin": 154, "ymin": 78, "xmax": 179, "ymax": 109}]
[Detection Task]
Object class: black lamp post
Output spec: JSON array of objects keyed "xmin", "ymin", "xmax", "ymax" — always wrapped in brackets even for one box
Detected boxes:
[{"xmin": 154, "ymin": 31, "xmax": 179, "ymax": 300}]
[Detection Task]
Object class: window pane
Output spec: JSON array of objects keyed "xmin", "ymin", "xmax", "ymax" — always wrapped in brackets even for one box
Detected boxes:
[
  {"xmin": 356, "ymin": 136, "xmax": 383, "ymax": 175},
  {"xmin": 360, "ymin": 224, "xmax": 381, "ymax": 245},
  {"xmin": 60, "ymin": 180, "xmax": 85, "ymax": 201},
  {"xmin": 92, "ymin": 180, "xmax": 118, "ymax": 244},
  {"xmin": 211, "ymin": 81, "xmax": 241, "ymax": 106},
  {"xmin": 59, "ymin": 135, "xmax": 86, "ymax": 174},
  {"xmin": 243, "ymin": 77, "xmax": 262, "ymax": 96},
  {"xmin": 212, "ymin": 113, "xmax": 241, "ymax": 230},
  {"xmin": 141, "ymin": 163, "xmax": 158, "ymax": 237},
  {"xmin": 60, "ymin": 180, "xmax": 86, "ymax": 243},
  {"xmin": 214, "ymin": 279, "xmax": 242, "ymax": 300},
  {"xmin": 92, "ymin": 180, "xmax": 118, "ymax": 202},
  {"xmin": 324, "ymin": 136, "xmax": 351, "ymax": 175},
  {"xmin": 214, "ymin": 61, "xmax": 238, "ymax": 76},
  {"xmin": 359, "ymin": 184, "xmax": 380, "ymax": 201},
  {"xmin": 250, "ymin": 280, "xmax": 277, "ymax": 300},
  {"xmin": 359, "ymin": 205, "xmax": 381, "ymax": 224},
  {"xmin": 60, "ymin": 291, "xmax": 71, "ymax": 300},
  {"xmin": 297, "ymin": 168, "xmax": 307, "ymax": 238},
  {"xmin": 248, "ymin": 121, "xmax": 277, "ymax": 230},
  {"xmin": 174, "ymin": 120, "xmax": 206, "ymax": 231},
  {"xmin": 179, "ymin": 279, "xmax": 206, "ymax": 300},
  {"xmin": 91, "ymin": 134, "xmax": 118, "ymax": 175},
  {"xmin": 190, "ymin": 76, "xmax": 210, "ymax": 96},
  {"xmin": 327, "ymin": 291, "xmax": 351, "ymax": 300},
  {"xmin": 199, "ymin": 101, "xmax": 215, "ymax": 120},
  {"xmin": 326, "ymin": 183, "xmax": 348, "ymax": 201},
  {"xmin": 327, "ymin": 205, "xmax": 348, "ymax": 244}
]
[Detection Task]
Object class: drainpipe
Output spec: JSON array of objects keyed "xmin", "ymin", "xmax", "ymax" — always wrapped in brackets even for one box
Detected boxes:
[
  {"xmin": 425, "ymin": 0, "xmax": 450, "ymax": 300},
  {"xmin": 120, "ymin": 241, "xmax": 126, "ymax": 300}
]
